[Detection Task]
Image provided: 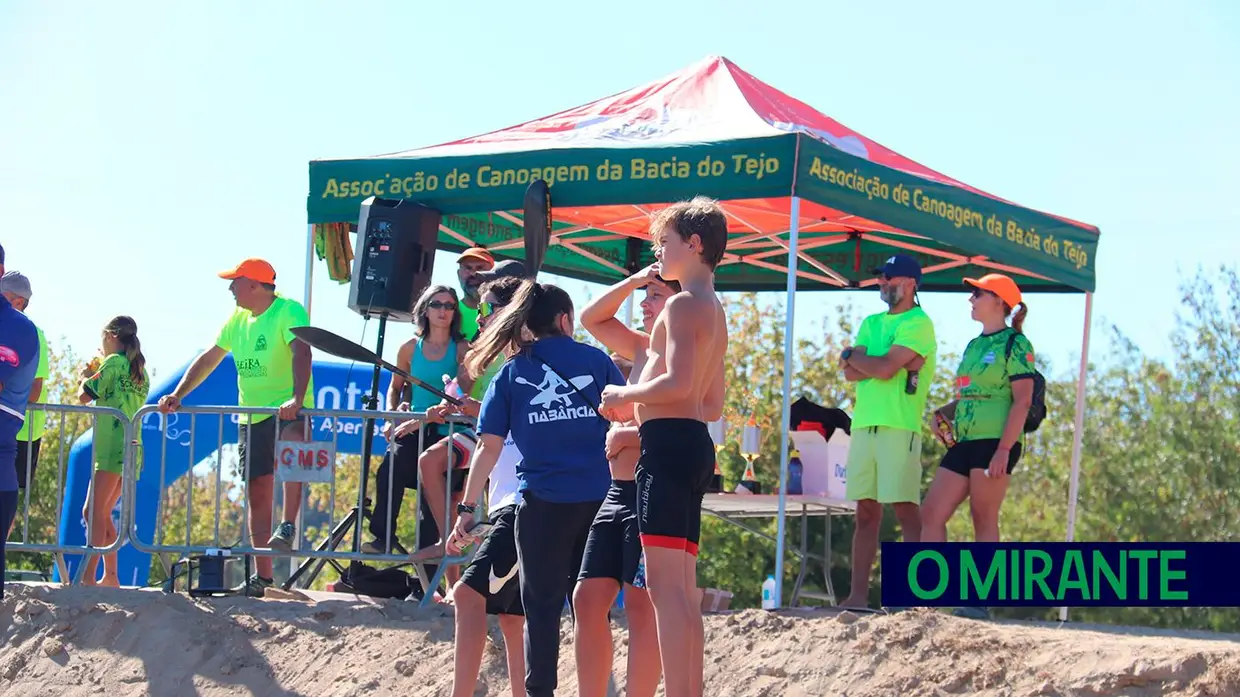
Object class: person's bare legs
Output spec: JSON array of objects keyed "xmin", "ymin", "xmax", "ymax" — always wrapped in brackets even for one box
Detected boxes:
[
  {"xmin": 892, "ymin": 502, "xmax": 922, "ymax": 543},
  {"xmin": 97, "ymin": 474, "xmax": 125, "ymax": 587},
  {"xmin": 450, "ymin": 582, "xmax": 490, "ymax": 697},
  {"xmin": 572, "ymin": 577, "xmax": 619, "ymax": 697},
  {"xmin": 623, "ymin": 585, "xmax": 662, "ymax": 697},
  {"xmin": 411, "ymin": 442, "xmax": 450, "ymax": 560},
  {"xmin": 249, "ymin": 473, "xmax": 275, "ymax": 580},
  {"xmin": 968, "ymin": 469, "xmax": 1010, "ymax": 543},
  {"xmin": 920, "ymin": 470, "xmax": 970, "ymax": 543},
  {"xmin": 498, "ymin": 614, "xmax": 527, "ymax": 697},
  {"xmin": 645, "ymin": 546, "xmax": 698, "ymax": 697},
  {"xmin": 685, "ymin": 557, "xmax": 704, "ymax": 697},
  {"xmin": 840, "ymin": 499, "xmax": 882, "ymax": 607},
  {"xmin": 80, "ymin": 472, "xmax": 122, "ymax": 586},
  {"xmin": 279, "ymin": 420, "xmax": 307, "ymax": 536}
]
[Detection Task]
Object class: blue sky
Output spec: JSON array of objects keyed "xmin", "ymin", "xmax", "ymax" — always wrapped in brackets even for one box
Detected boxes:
[{"xmin": 2, "ymin": 1, "xmax": 1237, "ymax": 384}]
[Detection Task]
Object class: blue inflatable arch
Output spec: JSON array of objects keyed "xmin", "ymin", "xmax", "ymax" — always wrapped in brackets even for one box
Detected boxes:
[{"xmin": 56, "ymin": 354, "xmax": 395, "ymax": 586}]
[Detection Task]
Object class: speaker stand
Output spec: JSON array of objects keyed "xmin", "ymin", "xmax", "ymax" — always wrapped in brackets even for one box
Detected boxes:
[{"xmin": 281, "ymin": 313, "xmax": 390, "ymax": 591}]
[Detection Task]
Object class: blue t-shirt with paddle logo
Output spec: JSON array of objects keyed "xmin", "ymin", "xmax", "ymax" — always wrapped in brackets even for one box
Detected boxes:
[{"xmin": 478, "ymin": 335, "xmax": 623, "ymax": 504}]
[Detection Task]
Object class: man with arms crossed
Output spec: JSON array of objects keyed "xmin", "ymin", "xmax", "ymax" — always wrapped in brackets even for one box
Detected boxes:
[
  {"xmin": 837, "ymin": 254, "xmax": 936, "ymax": 609},
  {"xmin": 574, "ymin": 264, "xmax": 678, "ymax": 697},
  {"xmin": 599, "ymin": 197, "xmax": 728, "ymax": 697},
  {"xmin": 158, "ymin": 259, "xmax": 314, "ymax": 596}
]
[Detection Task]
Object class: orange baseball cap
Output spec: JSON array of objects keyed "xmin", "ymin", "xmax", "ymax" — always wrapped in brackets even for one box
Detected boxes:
[
  {"xmin": 458, "ymin": 247, "xmax": 495, "ymax": 268},
  {"xmin": 219, "ymin": 258, "xmax": 277, "ymax": 284},
  {"xmin": 964, "ymin": 273, "xmax": 1022, "ymax": 308}
]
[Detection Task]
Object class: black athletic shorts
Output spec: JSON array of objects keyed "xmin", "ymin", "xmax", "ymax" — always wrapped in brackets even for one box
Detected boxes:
[
  {"xmin": 579, "ymin": 479, "xmax": 642, "ymax": 585},
  {"xmin": 938, "ymin": 439, "xmax": 1024, "ymax": 477},
  {"xmin": 459, "ymin": 504, "xmax": 523, "ymax": 616},
  {"xmin": 15, "ymin": 438, "xmax": 40, "ymax": 489},
  {"xmin": 238, "ymin": 416, "xmax": 309, "ymax": 481},
  {"xmin": 635, "ymin": 418, "xmax": 715, "ymax": 557}
]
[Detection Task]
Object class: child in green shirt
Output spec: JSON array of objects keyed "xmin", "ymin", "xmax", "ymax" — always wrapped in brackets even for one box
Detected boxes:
[{"xmin": 78, "ymin": 316, "xmax": 150, "ymax": 586}]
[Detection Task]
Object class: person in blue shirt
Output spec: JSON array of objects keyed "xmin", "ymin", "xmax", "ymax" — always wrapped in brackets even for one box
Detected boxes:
[
  {"xmin": 0, "ymin": 243, "xmax": 41, "ymax": 599},
  {"xmin": 446, "ymin": 280, "xmax": 623, "ymax": 697}
]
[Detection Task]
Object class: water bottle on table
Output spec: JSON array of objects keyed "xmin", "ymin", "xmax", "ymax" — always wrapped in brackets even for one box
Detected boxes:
[{"xmin": 787, "ymin": 448, "xmax": 803, "ymax": 495}]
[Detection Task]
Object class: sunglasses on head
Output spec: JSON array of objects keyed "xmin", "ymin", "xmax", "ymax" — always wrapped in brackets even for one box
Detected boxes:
[{"xmin": 428, "ymin": 300, "xmax": 457, "ymax": 311}]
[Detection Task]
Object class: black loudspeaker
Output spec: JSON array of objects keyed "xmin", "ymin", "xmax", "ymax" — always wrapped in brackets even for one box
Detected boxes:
[{"xmin": 347, "ymin": 196, "xmax": 441, "ymax": 322}]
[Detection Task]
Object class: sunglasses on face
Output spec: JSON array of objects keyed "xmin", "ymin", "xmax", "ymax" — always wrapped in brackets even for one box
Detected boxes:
[
  {"xmin": 478, "ymin": 301, "xmax": 507, "ymax": 318},
  {"xmin": 970, "ymin": 288, "xmax": 996, "ymax": 300},
  {"xmin": 428, "ymin": 300, "xmax": 457, "ymax": 311}
]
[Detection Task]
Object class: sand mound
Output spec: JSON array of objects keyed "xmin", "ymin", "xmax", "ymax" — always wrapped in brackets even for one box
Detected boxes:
[{"xmin": 2, "ymin": 584, "xmax": 1240, "ymax": 696}]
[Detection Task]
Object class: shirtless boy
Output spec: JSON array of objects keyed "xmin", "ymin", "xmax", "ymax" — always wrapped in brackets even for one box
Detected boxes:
[
  {"xmin": 599, "ymin": 196, "xmax": 728, "ymax": 697},
  {"xmin": 574, "ymin": 265, "xmax": 679, "ymax": 697}
]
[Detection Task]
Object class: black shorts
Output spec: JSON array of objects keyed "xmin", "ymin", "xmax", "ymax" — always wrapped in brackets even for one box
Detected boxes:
[
  {"xmin": 938, "ymin": 439, "xmax": 1024, "ymax": 477},
  {"xmin": 15, "ymin": 438, "xmax": 40, "ymax": 489},
  {"xmin": 459, "ymin": 504, "xmax": 523, "ymax": 616},
  {"xmin": 635, "ymin": 418, "xmax": 715, "ymax": 557},
  {"xmin": 238, "ymin": 416, "xmax": 309, "ymax": 481},
  {"xmin": 578, "ymin": 480, "xmax": 642, "ymax": 585}
]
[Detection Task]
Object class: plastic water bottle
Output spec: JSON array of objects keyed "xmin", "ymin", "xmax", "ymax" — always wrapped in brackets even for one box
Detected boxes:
[
  {"xmin": 788, "ymin": 449, "xmax": 804, "ymax": 495},
  {"xmin": 761, "ymin": 575, "xmax": 777, "ymax": 609}
]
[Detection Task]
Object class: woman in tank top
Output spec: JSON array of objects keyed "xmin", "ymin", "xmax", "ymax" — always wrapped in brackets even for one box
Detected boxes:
[{"xmin": 365, "ymin": 285, "xmax": 469, "ymax": 556}]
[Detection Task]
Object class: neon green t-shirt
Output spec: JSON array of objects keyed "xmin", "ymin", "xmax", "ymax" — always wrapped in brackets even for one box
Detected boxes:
[
  {"xmin": 16, "ymin": 325, "xmax": 48, "ymax": 442},
  {"xmin": 215, "ymin": 295, "xmax": 315, "ymax": 424},
  {"xmin": 851, "ymin": 306, "xmax": 937, "ymax": 431},
  {"xmin": 459, "ymin": 303, "xmax": 480, "ymax": 342},
  {"xmin": 953, "ymin": 328, "xmax": 1037, "ymax": 443},
  {"xmin": 84, "ymin": 353, "xmax": 150, "ymax": 469},
  {"xmin": 470, "ymin": 355, "xmax": 504, "ymax": 400}
]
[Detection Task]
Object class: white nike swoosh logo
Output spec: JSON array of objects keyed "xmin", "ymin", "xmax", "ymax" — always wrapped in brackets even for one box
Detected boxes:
[{"xmin": 488, "ymin": 563, "xmax": 518, "ymax": 595}]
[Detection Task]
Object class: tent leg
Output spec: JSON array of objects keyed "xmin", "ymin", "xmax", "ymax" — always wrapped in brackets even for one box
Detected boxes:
[
  {"xmin": 295, "ymin": 223, "xmax": 316, "ymax": 576},
  {"xmin": 773, "ymin": 197, "xmax": 801, "ymax": 609},
  {"xmin": 1059, "ymin": 292, "xmax": 1094, "ymax": 623},
  {"xmin": 304, "ymin": 224, "xmax": 316, "ymax": 319},
  {"xmin": 624, "ymin": 294, "xmax": 635, "ymax": 328}
]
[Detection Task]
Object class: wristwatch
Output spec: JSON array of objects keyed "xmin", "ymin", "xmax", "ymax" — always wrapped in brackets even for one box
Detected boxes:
[
  {"xmin": 456, "ymin": 502, "xmax": 477, "ymax": 516},
  {"xmin": 841, "ymin": 347, "xmax": 854, "ymax": 361}
]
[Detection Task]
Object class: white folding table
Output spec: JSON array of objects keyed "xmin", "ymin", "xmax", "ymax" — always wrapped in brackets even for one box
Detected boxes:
[{"xmin": 701, "ymin": 493, "xmax": 855, "ymax": 606}]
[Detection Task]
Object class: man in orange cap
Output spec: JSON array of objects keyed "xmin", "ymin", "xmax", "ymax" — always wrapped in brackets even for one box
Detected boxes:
[
  {"xmin": 158, "ymin": 258, "xmax": 315, "ymax": 596},
  {"xmin": 456, "ymin": 246, "xmax": 495, "ymax": 341}
]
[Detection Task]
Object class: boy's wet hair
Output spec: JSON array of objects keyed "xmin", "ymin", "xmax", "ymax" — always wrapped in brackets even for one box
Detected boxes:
[
  {"xmin": 650, "ymin": 196, "xmax": 728, "ymax": 270},
  {"xmin": 649, "ymin": 275, "xmax": 682, "ymax": 293}
]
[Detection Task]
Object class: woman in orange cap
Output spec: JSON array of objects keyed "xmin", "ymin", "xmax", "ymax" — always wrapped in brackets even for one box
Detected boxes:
[{"xmin": 921, "ymin": 273, "xmax": 1036, "ymax": 544}]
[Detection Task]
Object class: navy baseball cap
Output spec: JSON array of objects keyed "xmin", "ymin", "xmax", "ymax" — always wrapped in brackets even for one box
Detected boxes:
[{"xmin": 873, "ymin": 254, "xmax": 923, "ymax": 285}]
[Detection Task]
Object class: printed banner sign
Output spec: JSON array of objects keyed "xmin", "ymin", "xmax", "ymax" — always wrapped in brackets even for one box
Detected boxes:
[
  {"xmin": 276, "ymin": 440, "xmax": 336, "ymax": 484},
  {"xmin": 880, "ymin": 542, "xmax": 1240, "ymax": 608}
]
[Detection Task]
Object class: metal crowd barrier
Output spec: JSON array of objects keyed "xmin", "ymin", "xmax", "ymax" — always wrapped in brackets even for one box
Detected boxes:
[
  {"xmin": 129, "ymin": 404, "xmax": 480, "ymax": 604},
  {"xmin": 7, "ymin": 402, "xmax": 135, "ymax": 585}
]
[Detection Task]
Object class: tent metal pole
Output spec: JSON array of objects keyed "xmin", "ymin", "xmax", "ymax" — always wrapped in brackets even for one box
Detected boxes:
[
  {"xmin": 1059, "ymin": 291, "xmax": 1094, "ymax": 623},
  {"xmin": 304, "ymin": 224, "xmax": 315, "ymax": 319},
  {"xmin": 294, "ymin": 223, "xmax": 317, "ymax": 573},
  {"xmin": 773, "ymin": 197, "xmax": 801, "ymax": 608},
  {"xmin": 624, "ymin": 294, "xmax": 636, "ymax": 328}
]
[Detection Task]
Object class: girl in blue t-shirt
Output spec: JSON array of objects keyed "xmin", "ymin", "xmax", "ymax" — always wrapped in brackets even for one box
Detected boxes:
[{"xmin": 447, "ymin": 280, "xmax": 623, "ymax": 697}]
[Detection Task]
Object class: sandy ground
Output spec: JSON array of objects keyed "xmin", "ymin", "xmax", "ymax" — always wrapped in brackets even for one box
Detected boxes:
[{"xmin": 2, "ymin": 584, "xmax": 1240, "ymax": 697}]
